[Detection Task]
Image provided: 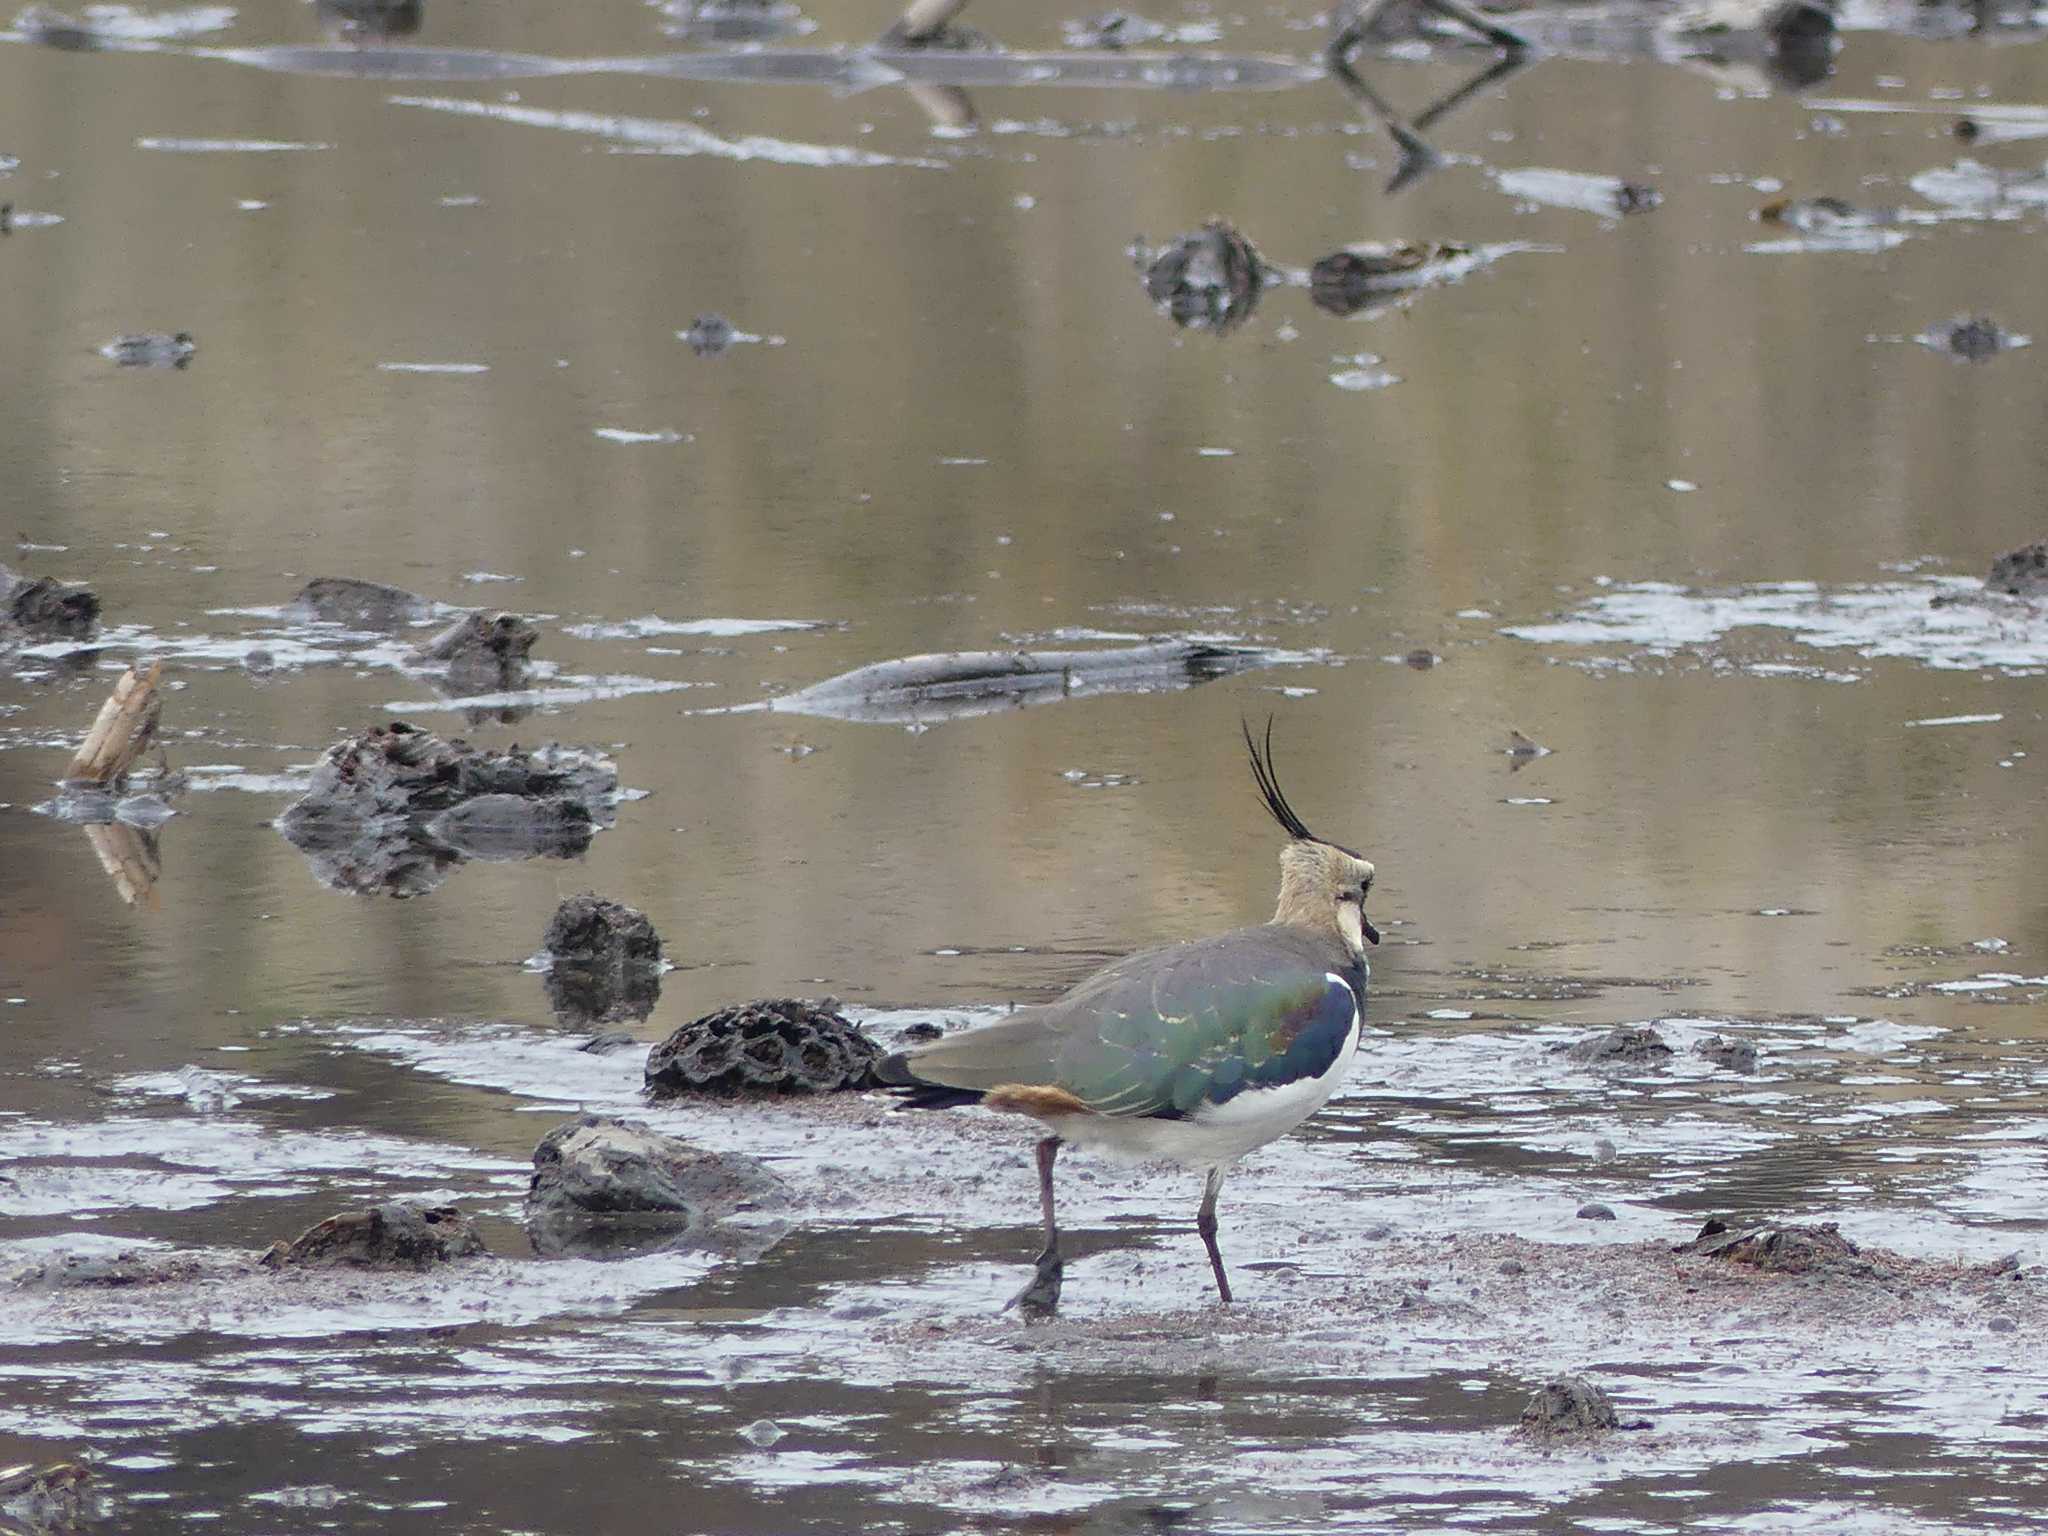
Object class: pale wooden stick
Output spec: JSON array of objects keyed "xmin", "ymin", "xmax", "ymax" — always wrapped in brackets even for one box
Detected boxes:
[{"xmin": 65, "ymin": 660, "xmax": 163, "ymax": 784}]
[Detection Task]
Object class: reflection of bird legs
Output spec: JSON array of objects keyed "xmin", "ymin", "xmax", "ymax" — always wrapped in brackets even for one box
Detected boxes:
[
  {"xmin": 1329, "ymin": 43, "xmax": 1527, "ymax": 193},
  {"xmin": 1331, "ymin": 0, "xmax": 1531, "ymax": 57}
]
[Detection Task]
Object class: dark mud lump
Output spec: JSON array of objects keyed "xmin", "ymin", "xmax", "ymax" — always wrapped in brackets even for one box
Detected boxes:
[
  {"xmin": 645, "ymin": 998, "xmax": 882, "ymax": 1096},
  {"xmin": 1516, "ymin": 1375, "xmax": 1621, "ymax": 1440},
  {"xmin": 1986, "ymin": 540, "xmax": 2048, "ymax": 599},
  {"xmin": 1138, "ymin": 219, "xmax": 1264, "ymax": 334},
  {"xmin": 526, "ymin": 1114, "xmax": 789, "ymax": 1225},
  {"xmin": 0, "ymin": 563, "xmax": 99, "ymax": 640},
  {"xmin": 259, "ymin": 1202, "xmax": 486, "ymax": 1270}
]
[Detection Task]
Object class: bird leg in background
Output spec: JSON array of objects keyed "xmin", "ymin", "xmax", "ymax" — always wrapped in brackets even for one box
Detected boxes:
[
  {"xmin": 1328, "ymin": 40, "xmax": 1527, "ymax": 194},
  {"xmin": 1197, "ymin": 1165, "xmax": 1233, "ymax": 1303},
  {"xmin": 1005, "ymin": 1136, "xmax": 1064, "ymax": 1321}
]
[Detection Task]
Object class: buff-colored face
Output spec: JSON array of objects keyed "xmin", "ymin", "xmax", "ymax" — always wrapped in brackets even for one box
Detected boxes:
[{"xmin": 1276, "ymin": 840, "xmax": 1380, "ymax": 953}]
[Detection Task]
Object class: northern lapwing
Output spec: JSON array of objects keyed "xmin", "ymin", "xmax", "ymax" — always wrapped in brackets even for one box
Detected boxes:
[{"xmin": 877, "ymin": 721, "xmax": 1379, "ymax": 1315}]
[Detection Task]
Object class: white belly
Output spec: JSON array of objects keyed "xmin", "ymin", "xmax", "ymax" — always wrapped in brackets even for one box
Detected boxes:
[{"xmin": 1047, "ymin": 974, "xmax": 1363, "ymax": 1169}]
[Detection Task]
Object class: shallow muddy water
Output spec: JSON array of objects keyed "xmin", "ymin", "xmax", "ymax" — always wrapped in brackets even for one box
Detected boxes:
[{"xmin": 4, "ymin": 0, "xmax": 2048, "ymax": 1530}]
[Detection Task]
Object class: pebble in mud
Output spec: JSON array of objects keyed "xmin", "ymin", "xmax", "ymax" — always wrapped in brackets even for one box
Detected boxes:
[
  {"xmin": 644, "ymin": 998, "xmax": 883, "ymax": 1097},
  {"xmin": 258, "ymin": 1203, "xmax": 486, "ymax": 1271},
  {"xmin": 0, "ymin": 562, "xmax": 99, "ymax": 640},
  {"xmin": 1514, "ymin": 1376, "xmax": 1622, "ymax": 1441},
  {"xmin": 1576, "ymin": 1203, "xmax": 1617, "ymax": 1221},
  {"xmin": 1136, "ymin": 219, "xmax": 1265, "ymax": 335},
  {"xmin": 99, "ymin": 331, "xmax": 195, "ymax": 369},
  {"xmin": 410, "ymin": 610, "xmax": 540, "ymax": 693}
]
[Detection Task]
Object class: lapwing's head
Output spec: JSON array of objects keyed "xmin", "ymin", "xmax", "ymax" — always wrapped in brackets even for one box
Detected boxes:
[{"xmin": 1245, "ymin": 718, "xmax": 1380, "ymax": 957}]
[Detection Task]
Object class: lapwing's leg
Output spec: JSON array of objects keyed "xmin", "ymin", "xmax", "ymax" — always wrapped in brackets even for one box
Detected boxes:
[
  {"xmin": 1005, "ymin": 1136, "xmax": 1064, "ymax": 1320},
  {"xmin": 1197, "ymin": 1165, "xmax": 1233, "ymax": 1304}
]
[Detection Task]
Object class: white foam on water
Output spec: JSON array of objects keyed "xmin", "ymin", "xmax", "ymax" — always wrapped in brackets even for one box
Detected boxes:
[
  {"xmin": 136, "ymin": 136, "xmax": 329, "ymax": 152},
  {"xmin": 561, "ymin": 615, "xmax": 824, "ymax": 639}
]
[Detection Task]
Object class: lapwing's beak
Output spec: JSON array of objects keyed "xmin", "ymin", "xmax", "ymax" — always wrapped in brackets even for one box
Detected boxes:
[{"xmin": 1362, "ymin": 913, "xmax": 1381, "ymax": 946}]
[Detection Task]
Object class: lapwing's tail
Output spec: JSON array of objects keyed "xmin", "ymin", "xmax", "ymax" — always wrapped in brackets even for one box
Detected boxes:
[{"xmin": 873, "ymin": 1051, "xmax": 986, "ymax": 1111}]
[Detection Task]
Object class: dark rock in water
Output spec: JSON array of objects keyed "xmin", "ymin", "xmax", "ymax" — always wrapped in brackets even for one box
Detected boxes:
[
  {"xmin": 259, "ymin": 1202, "xmax": 486, "ymax": 1270},
  {"xmin": 288, "ymin": 576, "xmax": 438, "ymax": 629},
  {"xmin": 1676, "ymin": 1218, "xmax": 1868, "ymax": 1274},
  {"xmin": 100, "ymin": 331, "xmax": 195, "ymax": 369},
  {"xmin": 1922, "ymin": 315, "xmax": 2016, "ymax": 362},
  {"xmin": 314, "ymin": 0, "xmax": 424, "ymax": 38},
  {"xmin": 580, "ymin": 1030, "xmax": 640, "ymax": 1054},
  {"xmin": 1516, "ymin": 1376, "xmax": 1621, "ymax": 1440},
  {"xmin": 1695, "ymin": 1035, "xmax": 1760, "ymax": 1073},
  {"xmin": 1575, "ymin": 1202, "xmax": 1617, "ymax": 1221},
  {"xmin": 897, "ymin": 1020, "xmax": 945, "ymax": 1045},
  {"xmin": 526, "ymin": 1114, "xmax": 789, "ymax": 1225},
  {"xmin": 1139, "ymin": 219, "xmax": 1264, "ymax": 334},
  {"xmin": 1986, "ymin": 540, "xmax": 2048, "ymax": 598},
  {"xmin": 7, "ymin": 1247, "xmax": 200, "ymax": 1289},
  {"xmin": 15, "ymin": 5, "xmax": 102, "ymax": 48},
  {"xmin": 1559, "ymin": 1026, "xmax": 1672, "ymax": 1068},
  {"xmin": 541, "ymin": 893, "xmax": 664, "ymax": 1026},
  {"xmin": 0, "ymin": 562, "xmax": 99, "ymax": 639},
  {"xmin": 411, "ymin": 610, "xmax": 540, "ymax": 671},
  {"xmin": 683, "ymin": 312, "xmax": 736, "ymax": 357},
  {"xmin": 646, "ymin": 998, "xmax": 883, "ymax": 1097},
  {"xmin": 275, "ymin": 722, "xmax": 618, "ymax": 896},
  {"xmin": 545, "ymin": 892, "xmax": 663, "ymax": 968}
]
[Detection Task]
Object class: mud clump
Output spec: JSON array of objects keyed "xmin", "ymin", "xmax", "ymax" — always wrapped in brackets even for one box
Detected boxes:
[
  {"xmin": 1558, "ymin": 1026, "xmax": 1672, "ymax": 1068},
  {"xmin": 1613, "ymin": 182, "xmax": 1661, "ymax": 214},
  {"xmin": 1, "ymin": 563, "xmax": 100, "ymax": 640},
  {"xmin": 288, "ymin": 576, "xmax": 439, "ymax": 629},
  {"xmin": 259, "ymin": 1203, "xmax": 486, "ymax": 1270},
  {"xmin": 1309, "ymin": 241, "xmax": 1469, "ymax": 318},
  {"xmin": 526, "ymin": 1114, "xmax": 789, "ymax": 1226},
  {"xmin": 1986, "ymin": 540, "xmax": 2048, "ymax": 599},
  {"xmin": 1677, "ymin": 1218, "xmax": 1871, "ymax": 1276},
  {"xmin": 7, "ymin": 1247, "xmax": 201, "ymax": 1289},
  {"xmin": 540, "ymin": 893, "xmax": 664, "ymax": 1026},
  {"xmin": 1137, "ymin": 219, "xmax": 1264, "ymax": 335},
  {"xmin": 100, "ymin": 331, "xmax": 195, "ymax": 369},
  {"xmin": 1695, "ymin": 1034, "xmax": 1760, "ymax": 1073},
  {"xmin": 645, "ymin": 998, "xmax": 883, "ymax": 1097},
  {"xmin": 410, "ymin": 610, "xmax": 540, "ymax": 693},
  {"xmin": 275, "ymin": 722, "xmax": 617, "ymax": 896},
  {"xmin": 1514, "ymin": 1375, "xmax": 1621, "ymax": 1441}
]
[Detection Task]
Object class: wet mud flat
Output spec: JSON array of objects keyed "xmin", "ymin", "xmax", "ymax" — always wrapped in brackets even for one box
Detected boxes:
[{"xmin": 8, "ymin": 1007, "xmax": 2048, "ymax": 1533}]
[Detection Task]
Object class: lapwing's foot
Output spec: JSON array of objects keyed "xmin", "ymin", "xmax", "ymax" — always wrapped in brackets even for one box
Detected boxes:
[{"xmin": 1003, "ymin": 1246, "xmax": 1063, "ymax": 1322}]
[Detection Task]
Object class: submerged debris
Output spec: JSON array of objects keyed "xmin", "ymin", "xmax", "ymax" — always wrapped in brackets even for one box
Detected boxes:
[
  {"xmin": 275, "ymin": 722, "xmax": 619, "ymax": 896},
  {"xmin": 259, "ymin": 1203, "xmax": 487, "ymax": 1270},
  {"xmin": 1492, "ymin": 167, "xmax": 1659, "ymax": 218},
  {"xmin": 7, "ymin": 1247, "xmax": 200, "ymax": 1289},
  {"xmin": 525, "ymin": 1114, "xmax": 790, "ymax": 1228},
  {"xmin": 645, "ymin": 998, "xmax": 882, "ymax": 1097},
  {"xmin": 1918, "ymin": 314, "xmax": 2026, "ymax": 363},
  {"xmin": 1514, "ymin": 1375, "xmax": 1621, "ymax": 1441},
  {"xmin": 2, "ymin": 562, "xmax": 99, "ymax": 640},
  {"xmin": 1677, "ymin": 1218, "xmax": 1869, "ymax": 1275},
  {"xmin": 288, "ymin": 576, "xmax": 440, "ymax": 628},
  {"xmin": 539, "ymin": 893, "xmax": 664, "ymax": 1026},
  {"xmin": 1559, "ymin": 1026, "xmax": 1673, "ymax": 1068},
  {"xmin": 1986, "ymin": 540, "xmax": 2048, "ymax": 599},
  {"xmin": 1137, "ymin": 219, "xmax": 1265, "ymax": 335},
  {"xmin": 1757, "ymin": 195, "xmax": 1896, "ymax": 234},
  {"xmin": 767, "ymin": 638, "xmax": 1284, "ymax": 726},
  {"xmin": 1695, "ymin": 1034, "xmax": 1759, "ymax": 1073},
  {"xmin": 99, "ymin": 331, "xmax": 195, "ymax": 369}
]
